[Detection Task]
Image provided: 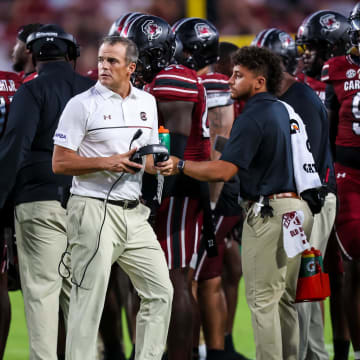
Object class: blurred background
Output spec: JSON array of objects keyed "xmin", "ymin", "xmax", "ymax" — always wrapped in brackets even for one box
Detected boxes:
[{"xmin": 0, "ymin": 0, "xmax": 357, "ymax": 75}]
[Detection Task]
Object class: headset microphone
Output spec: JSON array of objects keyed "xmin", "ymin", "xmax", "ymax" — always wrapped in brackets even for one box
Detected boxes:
[{"xmin": 130, "ymin": 129, "xmax": 143, "ymax": 149}]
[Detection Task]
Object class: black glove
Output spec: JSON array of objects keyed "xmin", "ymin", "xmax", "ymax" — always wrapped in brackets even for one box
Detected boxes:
[{"xmin": 301, "ymin": 186, "xmax": 327, "ymax": 215}]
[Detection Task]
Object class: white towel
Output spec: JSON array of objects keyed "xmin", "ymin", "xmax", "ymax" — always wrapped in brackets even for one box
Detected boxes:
[{"xmin": 278, "ymin": 101, "xmax": 322, "ymax": 194}]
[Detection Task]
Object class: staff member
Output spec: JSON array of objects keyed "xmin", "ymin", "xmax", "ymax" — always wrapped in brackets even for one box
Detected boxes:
[
  {"xmin": 52, "ymin": 36, "xmax": 173, "ymax": 360},
  {"xmin": 170, "ymin": 46, "xmax": 314, "ymax": 360},
  {"xmin": 252, "ymin": 28, "xmax": 336, "ymax": 360},
  {"xmin": 0, "ymin": 24, "xmax": 95, "ymax": 360}
]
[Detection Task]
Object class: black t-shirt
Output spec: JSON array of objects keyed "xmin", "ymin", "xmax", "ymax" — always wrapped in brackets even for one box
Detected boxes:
[
  {"xmin": 221, "ymin": 92, "xmax": 296, "ymax": 201},
  {"xmin": 215, "ymin": 174, "xmax": 242, "ymax": 216},
  {"xmin": 0, "ymin": 61, "xmax": 95, "ymax": 207},
  {"xmin": 280, "ymin": 81, "xmax": 336, "ymax": 193}
]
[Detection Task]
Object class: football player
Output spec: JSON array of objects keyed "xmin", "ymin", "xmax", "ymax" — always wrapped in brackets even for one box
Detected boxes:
[
  {"xmin": 321, "ymin": 4, "xmax": 360, "ymax": 358},
  {"xmin": 253, "ymin": 27, "xmax": 336, "ymax": 360},
  {"xmin": 123, "ymin": 14, "xmax": 209, "ymax": 360},
  {"xmin": 296, "ymin": 11, "xmax": 352, "ymax": 359},
  {"xmin": 12, "ymin": 23, "xmax": 42, "ymax": 82},
  {"xmin": 0, "ymin": 69, "xmax": 22, "ymax": 360},
  {"xmin": 173, "ymin": 19, "xmax": 250, "ymax": 360},
  {"xmin": 296, "ymin": 10, "xmax": 351, "ymax": 104}
]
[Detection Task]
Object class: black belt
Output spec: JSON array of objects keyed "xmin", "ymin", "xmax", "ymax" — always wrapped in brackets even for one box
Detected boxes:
[{"xmin": 91, "ymin": 197, "xmax": 139, "ymax": 209}]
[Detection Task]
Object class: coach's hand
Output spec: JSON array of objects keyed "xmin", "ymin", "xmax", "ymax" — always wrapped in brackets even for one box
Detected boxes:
[{"xmin": 104, "ymin": 148, "xmax": 143, "ymax": 174}]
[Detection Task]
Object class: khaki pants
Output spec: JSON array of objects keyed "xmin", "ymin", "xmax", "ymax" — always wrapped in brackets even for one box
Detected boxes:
[
  {"xmin": 65, "ymin": 196, "xmax": 173, "ymax": 360},
  {"xmin": 242, "ymin": 198, "xmax": 313, "ymax": 360},
  {"xmin": 15, "ymin": 201, "xmax": 71, "ymax": 360},
  {"xmin": 297, "ymin": 192, "xmax": 337, "ymax": 360}
]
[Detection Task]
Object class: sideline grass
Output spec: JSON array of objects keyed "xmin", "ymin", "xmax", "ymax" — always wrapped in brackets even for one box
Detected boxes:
[{"xmin": 4, "ymin": 281, "xmax": 354, "ymax": 359}]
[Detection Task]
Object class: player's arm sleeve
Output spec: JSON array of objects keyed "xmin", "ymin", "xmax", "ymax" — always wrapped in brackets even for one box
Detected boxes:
[
  {"xmin": 157, "ymin": 100, "xmax": 193, "ymax": 158},
  {"xmin": 202, "ymin": 77, "xmax": 233, "ymax": 109},
  {"xmin": 153, "ymin": 69, "xmax": 198, "ymax": 157},
  {"xmin": 53, "ymin": 97, "xmax": 87, "ymax": 151},
  {"xmin": 151, "ymin": 73, "xmax": 199, "ymax": 102},
  {"xmin": 0, "ymin": 85, "xmax": 41, "ymax": 207}
]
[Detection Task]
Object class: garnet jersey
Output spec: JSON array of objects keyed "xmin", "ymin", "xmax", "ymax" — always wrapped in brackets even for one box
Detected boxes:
[
  {"xmin": 297, "ymin": 72, "xmax": 326, "ymax": 104},
  {"xmin": 0, "ymin": 71, "xmax": 22, "ymax": 138},
  {"xmin": 321, "ymin": 55, "xmax": 360, "ymax": 148},
  {"xmin": 199, "ymin": 72, "xmax": 232, "ymax": 109},
  {"xmin": 145, "ymin": 64, "xmax": 210, "ymax": 161}
]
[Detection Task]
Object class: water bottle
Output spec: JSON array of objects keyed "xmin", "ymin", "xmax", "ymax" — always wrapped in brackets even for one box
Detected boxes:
[
  {"xmin": 156, "ymin": 126, "xmax": 170, "ymax": 203},
  {"xmin": 158, "ymin": 125, "xmax": 170, "ymax": 152},
  {"xmin": 312, "ymin": 248, "xmax": 324, "ymax": 272},
  {"xmin": 299, "ymin": 249, "xmax": 317, "ymax": 278}
]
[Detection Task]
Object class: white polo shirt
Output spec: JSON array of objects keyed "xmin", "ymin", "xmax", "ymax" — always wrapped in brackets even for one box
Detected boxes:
[{"xmin": 54, "ymin": 81, "xmax": 159, "ymax": 200}]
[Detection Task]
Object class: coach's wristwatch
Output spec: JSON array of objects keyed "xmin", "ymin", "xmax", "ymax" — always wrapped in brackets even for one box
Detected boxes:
[{"xmin": 177, "ymin": 159, "xmax": 185, "ymax": 174}]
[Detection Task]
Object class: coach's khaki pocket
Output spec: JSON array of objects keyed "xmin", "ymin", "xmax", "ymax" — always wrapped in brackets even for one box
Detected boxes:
[
  {"xmin": 246, "ymin": 210, "xmax": 271, "ymax": 236},
  {"xmin": 66, "ymin": 198, "xmax": 86, "ymax": 246}
]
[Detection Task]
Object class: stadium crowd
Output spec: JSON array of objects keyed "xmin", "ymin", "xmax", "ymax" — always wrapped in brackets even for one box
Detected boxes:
[{"xmin": 0, "ymin": 1, "xmax": 360, "ymax": 360}]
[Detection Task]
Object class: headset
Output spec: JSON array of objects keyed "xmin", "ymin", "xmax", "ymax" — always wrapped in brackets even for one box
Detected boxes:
[{"xmin": 26, "ymin": 24, "xmax": 80, "ymax": 61}]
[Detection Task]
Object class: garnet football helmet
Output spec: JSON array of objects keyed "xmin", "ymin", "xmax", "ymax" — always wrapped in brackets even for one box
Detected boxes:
[
  {"xmin": 26, "ymin": 24, "xmax": 79, "ymax": 61},
  {"xmin": 121, "ymin": 15, "xmax": 175, "ymax": 84},
  {"xmin": 296, "ymin": 10, "xmax": 351, "ymax": 77},
  {"xmin": 108, "ymin": 12, "xmax": 143, "ymax": 36},
  {"xmin": 172, "ymin": 18, "xmax": 219, "ymax": 70},
  {"xmin": 252, "ymin": 28, "xmax": 297, "ymax": 75},
  {"xmin": 296, "ymin": 10, "xmax": 351, "ymax": 61}
]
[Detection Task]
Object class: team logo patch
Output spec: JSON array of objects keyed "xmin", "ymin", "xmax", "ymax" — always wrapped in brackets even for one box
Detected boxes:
[
  {"xmin": 140, "ymin": 111, "xmax": 147, "ymax": 121},
  {"xmin": 290, "ymin": 119, "xmax": 300, "ymax": 134},
  {"xmin": 195, "ymin": 23, "xmax": 214, "ymax": 41},
  {"xmin": 141, "ymin": 20, "xmax": 162, "ymax": 41},
  {"xmin": 346, "ymin": 69, "xmax": 356, "ymax": 79},
  {"xmin": 319, "ymin": 14, "xmax": 340, "ymax": 32},
  {"xmin": 278, "ymin": 32, "xmax": 293, "ymax": 49},
  {"xmin": 104, "ymin": 114, "xmax": 112, "ymax": 120}
]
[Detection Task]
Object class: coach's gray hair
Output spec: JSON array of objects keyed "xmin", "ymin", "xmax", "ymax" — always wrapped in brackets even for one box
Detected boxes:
[{"xmin": 100, "ymin": 36, "xmax": 139, "ymax": 64}]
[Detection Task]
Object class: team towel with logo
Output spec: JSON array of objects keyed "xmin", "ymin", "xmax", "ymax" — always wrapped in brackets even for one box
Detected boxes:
[
  {"xmin": 282, "ymin": 210, "xmax": 310, "ymax": 258},
  {"xmin": 279, "ymin": 101, "xmax": 321, "ymax": 257},
  {"xmin": 279, "ymin": 100, "xmax": 322, "ymax": 194}
]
